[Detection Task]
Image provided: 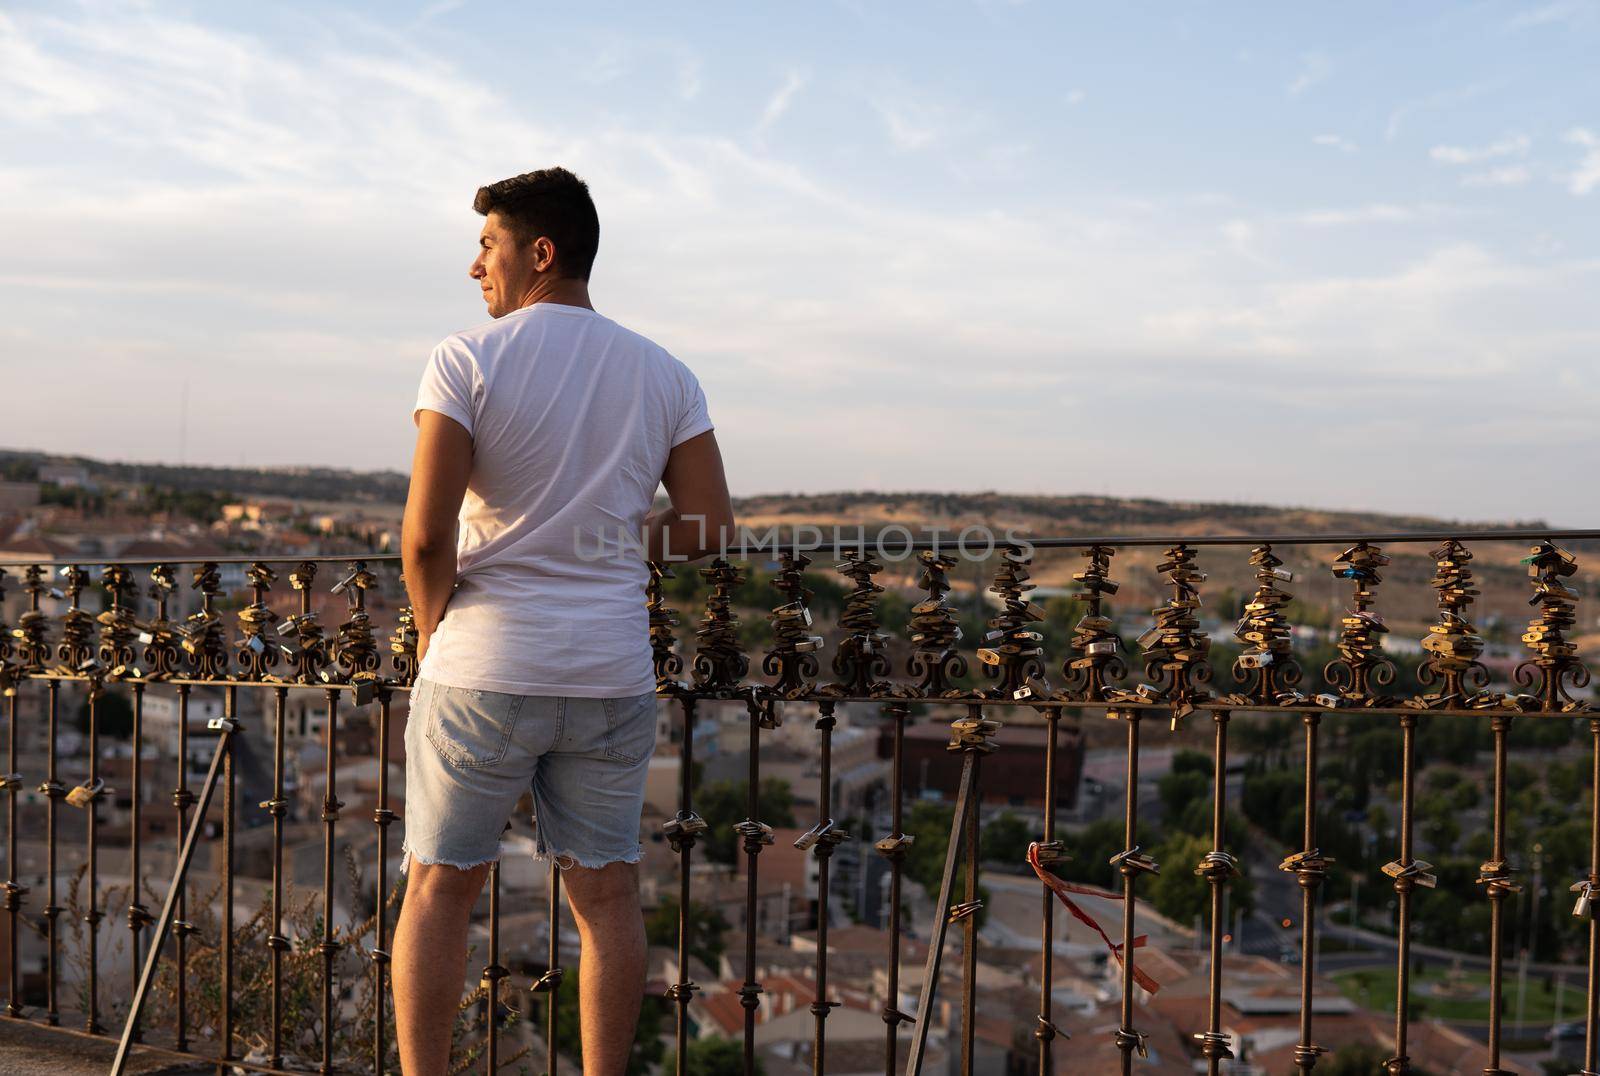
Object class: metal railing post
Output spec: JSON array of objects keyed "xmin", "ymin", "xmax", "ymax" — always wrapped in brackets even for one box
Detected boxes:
[{"xmin": 111, "ymin": 716, "xmax": 240, "ymax": 1076}]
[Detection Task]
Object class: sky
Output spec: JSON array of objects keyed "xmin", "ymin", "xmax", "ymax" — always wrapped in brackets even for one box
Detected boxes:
[{"xmin": 1, "ymin": 1, "xmax": 1597, "ymax": 524}]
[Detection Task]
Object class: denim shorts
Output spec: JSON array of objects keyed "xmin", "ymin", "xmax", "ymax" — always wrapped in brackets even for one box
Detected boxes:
[{"xmin": 401, "ymin": 677, "xmax": 658, "ymax": 872}]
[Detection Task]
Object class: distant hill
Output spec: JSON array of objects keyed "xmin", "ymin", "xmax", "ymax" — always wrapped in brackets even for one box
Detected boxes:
[
  {"xmin": 0, "ymin": 446, "xmax": 1560, "ymax": 539},
  {"xmin": 731, "ymin": 489, "xmax": 1553, "ymax": 540},
  {"xmin": 0, "ymin": 447, "xmax": 410, "ymax": 504}
]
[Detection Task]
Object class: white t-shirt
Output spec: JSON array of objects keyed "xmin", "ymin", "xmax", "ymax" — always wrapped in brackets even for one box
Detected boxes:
[{"xmin": 412, "ymin": 302, "xmax": 713, "ymax": 697}]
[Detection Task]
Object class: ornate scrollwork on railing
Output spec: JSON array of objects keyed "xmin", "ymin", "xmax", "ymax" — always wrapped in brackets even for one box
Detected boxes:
[
  {"xmin": 1059, "ymin": 544, "xmax": 1125, "ymax": 702},
  {"xmin": 762, "ymin": 550, "xmax": 822, "ymax": 698},
  {"xmin": 56, "ymin": 565, "xmax": 99, "ymax": 682},
  {"xmin": 389, "ymin": 571, "xmax": 419, "ymax": 687},
  {"xmin": 907, "ymin": 549, "xmax": 966, "ymax": 699},
  {"xmin": 13, "ymin": 565, "xmax": 56, "ymax": 673},
  {"xmin": 1323, "ymin": 543, "xmax": 1396, "ymax": 707},
  {"xmin": 139, "ymin": 564, "xmax": 184, "ymax": 681},
  {"xmin": 18, "ymin": 568, "xmax": 50, "ymax": 675},
  {"xmin": 182, "ymin": 562, "xmax": 231, "ymax": 679},
  {"xmin": 1136, "ymin": 544, "xmax": 1212, "ymax": 728},
  {"xmin": 0, "ymin": 569, "xmax": 13, "ymax": 696},
  {"xmin": 327, "ymin": 562, "xmax": 381, "ymax": 696},
  {"xmin": 1514, "ymin": 541, "xmax": 1591, "ymax": 713},
  {"xmin": 647, "ymin": 561, "xmax": 684, "ymax": 691},
  {"xmin": 821, "ymin": 548, "xmax": 890, "ymax": 698},
  {"xmin": 1415, "ymin": 540, "xmax": 1494, "ymax": 709},
  {"xmin": 236, "ymin": 562, "xmax": 282, "ymax": 682},
  {"xmin": 96, "ymin": 565, "xmax": 142, "ymax": 681},
  {"xmin": 691, "ymin": 557, "xmax": 748, "ymax": 694},
  {"xmin": 978, "ymin": 544, "xmax": 1050, "ymax": 703},
  {"xmin": 1229, "ymin": 544, "xmax": 1303, "ymax": 705},
  {"xmin": 281, "ymin": 561, "xmax": 331, "ymax": 684}
]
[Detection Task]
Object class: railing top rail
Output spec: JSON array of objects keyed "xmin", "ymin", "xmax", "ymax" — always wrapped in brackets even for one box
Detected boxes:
[
  {"xmin": 0, "ymin": 552, "xmax": 402, "ymax": 568},
  {"xmin": 3, "ymin": 526, "xmax": 1600, "ymax": 569}
]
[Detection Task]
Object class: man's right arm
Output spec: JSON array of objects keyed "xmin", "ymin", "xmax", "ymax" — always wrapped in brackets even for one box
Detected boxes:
[{"xmin": 643, "ymin": 429, "xmax": 736, "ymax": 563}]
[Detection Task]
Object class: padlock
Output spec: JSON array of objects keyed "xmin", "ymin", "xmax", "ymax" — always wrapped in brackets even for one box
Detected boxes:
[
  {"xmin": 1109, "ymin": 846, "xmax": 1160, "ymax": 876},
  {"xmin": 875, "ymin": 833, "xmax": 916, "ymax": 857},
  {"xmin": 734, "ymin": 819, "xmax": 774, "ymax": 846},
  {"xmin": 793, "ymin": 819, "xmax": 847, "ymax": 852},
  {"xmin": 65, "ymin": 778, "xmax": 105, "ymax": 808},
  {"xmin": 662, "ymin": 812, "xmax": 709, "ymax": 843}
]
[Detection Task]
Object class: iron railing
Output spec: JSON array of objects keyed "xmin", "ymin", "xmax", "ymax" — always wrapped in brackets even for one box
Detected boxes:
[{"xmin": 0, "ymin": 528, "xmax": 1597, "ymax": 1073}]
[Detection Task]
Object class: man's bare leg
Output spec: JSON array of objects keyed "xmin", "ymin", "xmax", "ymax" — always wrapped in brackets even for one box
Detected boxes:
[
  {"xmin": 392, "ymin": 860, "xmax": 492, "ymax": 1076},
  {"xmin": 562, "ymin": 859, "xmax": 647, "ymax": 1076}
]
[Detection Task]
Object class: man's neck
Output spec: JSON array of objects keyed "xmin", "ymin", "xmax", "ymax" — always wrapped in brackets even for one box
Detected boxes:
[{"xmin": 513, "ymin": 277, "xmax": 594, "ymax": 312}]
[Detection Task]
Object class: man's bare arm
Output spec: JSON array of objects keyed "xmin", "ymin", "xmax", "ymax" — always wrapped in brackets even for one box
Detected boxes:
[
  {"xmin": 642, "ymin": 429, "xmax": 735, "ymax": 562},
  {"xmin": 402, "ymin": 410, "xmax": 474, "ymax": 660}
]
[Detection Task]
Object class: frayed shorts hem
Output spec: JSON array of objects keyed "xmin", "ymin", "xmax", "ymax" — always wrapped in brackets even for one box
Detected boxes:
[
  {"xmin": 400, "ymin": 840, "xmax": 504, "ymax": 875},
  {"xmin": 531, "ymin": 846, "xmax": 643, "ymax": 871}
]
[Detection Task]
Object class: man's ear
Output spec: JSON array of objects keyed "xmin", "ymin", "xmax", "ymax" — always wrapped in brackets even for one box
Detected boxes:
[{"xmin": 533, "ymin": 236, "xmax": 558, "ymax": 273}]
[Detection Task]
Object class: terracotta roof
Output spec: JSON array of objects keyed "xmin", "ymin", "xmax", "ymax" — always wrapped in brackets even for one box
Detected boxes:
[
  {"xmin": 0, "ymin": 533, "xmax": 81, "ymax": 559},
  {"xmin": 1052, "ymin": 1001, "xmax": 1194, "ymax": 1074},
  {"xmin": 113, "ymin": 536, "xmax": 227, "ymax": 558},
  {"xmin": 694, "ymin": 990, "xmax": 752, "ymax": 1038}
]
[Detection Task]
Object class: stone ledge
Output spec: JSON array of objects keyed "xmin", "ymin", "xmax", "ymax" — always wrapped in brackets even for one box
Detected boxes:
[{"xmin": 0, "ymin": 1017, "xmax": 210, "ymax": 1075}]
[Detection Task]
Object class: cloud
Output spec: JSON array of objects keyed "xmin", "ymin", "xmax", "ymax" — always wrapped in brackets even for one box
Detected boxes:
[
  {"xmin": 1429, "ymin": 134, "xmax": 1530, "ymax": 164},
  {"xmin": 677, "ymin": 56, "xmax": 703, "ymax": 101},
  {"xmin": 1507, "ymin": 0, "xmax": 1594, "ymax": 28},
  {"xmin": 1462, "ymin": 164, "xmax": 1532, "ymax": 188},
  {"xmin": 756, "ymin": 69, "xmax": 806, "ymax": 135},
  {"xmin": 1145, "ymin": 243, "xmax": 1600, "ymax": 376},
  {"xmin": 1385, "ymin": 81, "xmax": 1504, "ymax": 142},
  {"xmin": 0, "ymin": 11, "xmax": 116, "ymax": 120},
  {"xmin": 1288, "ymin": 204, "xmax": 1423, "ymax": 227},
  {"xmin": 1312, "ymin": 133, "xmax": 1357, "ymax": 153},
  {"xmin": 1065, "ymin": 88, "xmax": 1086, "ymax": 106},
  {"xmin": 1287, "ymin": 51, "xmax": 1330, "ymax": 96},
  {"xmin": 1565, "ymin": 127, "xmax": 1600, "ymax": 194},
  {"xmin": 416, "ymin": 0, "xmax": 469, "ymax": 23},
  {"xmin": 872, "ymin": 96, "xmax": 939, "ymax": 150},
  {"xmin": 865, "ymin": 77, "xmax": 989, "ymax": 153},
  {"xmin": 1219, "ymin": 219, "xmax": 1274, "ymax": 267}
]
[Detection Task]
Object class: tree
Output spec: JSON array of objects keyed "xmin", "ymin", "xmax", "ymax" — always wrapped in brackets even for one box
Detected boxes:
[
  {"xmin": 1242, "ymin": 767, "xmax": 1303, "ymax": 847},
  {"xmin": 696, "ymin": 779, "xmax": 796, "ymax": 866},
  {"xmin": 1058, "ymin": 819, "xmax": 1123, "ymax": 890},
  {"xmin": 1157, "ymin": 769, "xmax": 1210, "ymax": 823},
  {"xmin": 680, "ymin": 1036, "xmax": 760, "ymax": 1076},
  {"xmin": 903, "ymin": 801, "xmax": 956, "ymax": 893},
  {"xmin": 1147, "ymin": 832, "xmax": 1254, "ymax": 926},
  {"xmin": 645, "ymin": 897, "xmax": 730, "ymax": 971},
  {"xmin": 554, "ymin": 968, "xmax": 667, "ymax": 1075},
  {"xmin": 981, "ymin": 811, "xmax": 1033, "ymax": 868},
  {"xmin": 900, "ymin": 800, "xmax": 989, "ymax": 928}
]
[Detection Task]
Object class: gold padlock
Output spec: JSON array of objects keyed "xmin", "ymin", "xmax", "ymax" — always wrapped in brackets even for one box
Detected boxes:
[{"xmin": 66, "ymin": 778, "xmax": 105, "ymax": 808}]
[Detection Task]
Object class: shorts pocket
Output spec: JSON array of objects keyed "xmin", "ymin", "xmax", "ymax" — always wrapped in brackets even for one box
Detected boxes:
[
  {"xmin": 603, "ymin": 691, "xmax": 657, "ymax": 765},
  {"xmin": 426, "ymin": 683, "xmax": 522, "ymax": 770}
]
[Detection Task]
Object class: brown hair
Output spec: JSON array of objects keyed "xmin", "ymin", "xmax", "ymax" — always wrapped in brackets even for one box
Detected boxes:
[{"xmin": 473, "ymin": 167, "xmax": 600, "ymax": 280}]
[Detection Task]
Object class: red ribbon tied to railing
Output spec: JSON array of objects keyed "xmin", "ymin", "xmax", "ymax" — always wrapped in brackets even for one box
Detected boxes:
[{"xmin": 1027, "ymin": 841, "xmax": 1161, "ymax": 996}]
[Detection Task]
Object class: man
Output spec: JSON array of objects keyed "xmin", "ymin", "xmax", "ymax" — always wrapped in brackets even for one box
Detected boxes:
[{"xmin": 395, "ymin": 166, "xmax": 735, "ymax": 1076}]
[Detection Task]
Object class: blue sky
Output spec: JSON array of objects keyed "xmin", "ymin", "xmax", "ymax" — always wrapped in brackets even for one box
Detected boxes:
[{"xmin": 1, "ymin": 1, "xmax": 1597, "ymax": 523}]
